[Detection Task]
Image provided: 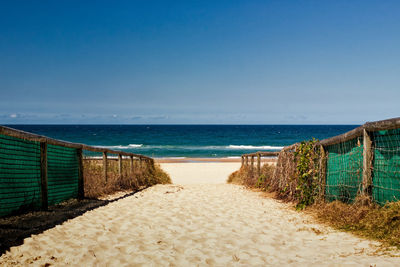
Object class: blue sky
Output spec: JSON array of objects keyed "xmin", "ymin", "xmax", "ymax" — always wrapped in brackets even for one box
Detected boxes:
[{"xmin": 0, "ymin": 0, "xmax": 399, "ymax": 124}]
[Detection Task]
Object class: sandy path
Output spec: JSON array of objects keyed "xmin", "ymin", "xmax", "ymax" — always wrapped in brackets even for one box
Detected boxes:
[
  {"xmin": 160, "ymin": 162, "xmax": 241, "ymax": 184},
  {"xmin": 1, "ymin": 163, "xmax": 400, "ymax": 266}
]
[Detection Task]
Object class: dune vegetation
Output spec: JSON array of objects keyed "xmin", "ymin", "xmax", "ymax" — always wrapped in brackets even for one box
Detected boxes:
[
  {"xmin": 228, "ymin": 141, "xmax": 400, "ymax": 248},
  {"xmin": 83, "ymin": 159, "xmax": 171, "ymax": 199}
]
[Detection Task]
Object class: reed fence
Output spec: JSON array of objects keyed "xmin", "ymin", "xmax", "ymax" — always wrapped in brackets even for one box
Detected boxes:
[
  {"xmin": 0, "ymin": 126, "xmax": 155, "ymax": 217},
  {"xmin": 241, "ymin": 117, "xmax": 400, "ymax": 205}
]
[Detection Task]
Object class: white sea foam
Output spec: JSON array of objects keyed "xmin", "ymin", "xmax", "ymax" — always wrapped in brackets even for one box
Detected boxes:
[
  {"xmin": 96, "ymin": 144, "xmax": 143, "ymax": 149},
  {"xmin": 94, "ymin": 144, "xmax": 283, "ymax": 151},
  {"xmin": 227, "ymin": 145, "xmax": 283, "ymax": 150},
  {"xmin": 155, "ymin": 157, "xmax": 187, "ymax": 159}
]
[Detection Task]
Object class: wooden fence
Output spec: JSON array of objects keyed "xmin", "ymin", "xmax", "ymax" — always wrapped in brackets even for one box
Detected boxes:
[
  {"xmin": 241, "ymin": 117, "xmax": 400, "ymax": 204},
  {"xmin": 319, "ymin": 117, "xmax": 400, "ymax": 199},
  {"xmin": 241, "ymin": 151, "xmax": 280, "ymax": 176},
  {"xmin": 0, "ymin": 126, "xmax": 154, "ymax": 215}
]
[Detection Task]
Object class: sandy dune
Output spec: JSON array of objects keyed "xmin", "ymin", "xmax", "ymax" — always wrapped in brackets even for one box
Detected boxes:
[{"xmin": 1, "ymin": 163, "xmax": 400, "ymax": 266}]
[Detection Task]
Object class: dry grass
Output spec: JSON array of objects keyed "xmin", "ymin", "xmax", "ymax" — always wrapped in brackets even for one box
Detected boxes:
[
  {"xmin": 227, "ymin": 166, "xmax": 248, "ymax": 185},
  {"xmin": 229, "ymin": 156, "xmax": 400, "ymax": 248},
  {"xmin": 308, "ymin": 198, "xmax": 400, "ymax": 248},
  {"xmin": 83, "ymin": 159, "xmax": 171, "ymax": 199},
  {"xmin": 269, "ymin": 149, "xmax": 299, "ymax": 201},
  {"xmin": 261, "ymin": 143, "xmax": 321, "ymax": 205},
  {"xmin": 227, "ymin": 164, "xmax": 275, "ymax": 189}
]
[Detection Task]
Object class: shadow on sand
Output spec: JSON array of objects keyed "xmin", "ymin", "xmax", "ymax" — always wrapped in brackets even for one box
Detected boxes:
[{"xmin": 0, "ymin": 190, "xmax": 143, "ymax": 255}]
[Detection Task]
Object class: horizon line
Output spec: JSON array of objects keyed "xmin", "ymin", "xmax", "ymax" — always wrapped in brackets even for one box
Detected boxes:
[{"xmin": 2, "ymin": 123, "xmax": 362, "ymax": 126}]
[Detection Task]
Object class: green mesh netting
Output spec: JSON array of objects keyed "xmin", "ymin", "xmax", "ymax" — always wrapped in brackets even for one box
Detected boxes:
[
  {"xmin": 0, "ymin": 134, "xmax": 41, "ymax": 217},
  {"xmin": 47, "ymin": 144, "xmax": 79, "ymax": 206},
  {"xmin": 325, "ymin": 137, "xmax": 363, "ymax": 203},
  {"xmin": 372, "ymin": 129, "xmax": 400, "ymax": 205}
]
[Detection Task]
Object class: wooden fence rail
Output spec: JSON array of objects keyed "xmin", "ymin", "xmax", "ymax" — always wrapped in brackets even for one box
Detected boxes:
[
  {"xmin": 0, "ymin": 125, "xmax": 154, "ymax": 211},
  {"xmin": 241, "ymin": 151, "xmax": 280, "ymax": 176},
  {"xmin": 318, "ymin": 117, "xmax": 400, "ymax": 200},
  {"xmin": 241, "ymin": 117, "xmax": 400, "ymax": 202}
]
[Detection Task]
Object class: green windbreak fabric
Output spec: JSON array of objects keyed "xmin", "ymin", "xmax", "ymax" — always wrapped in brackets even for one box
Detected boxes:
[
  {"xmin": 325, "ymin": 137, "xmax": 363, "ymax": 203},
  {"xmin": 372, "ymin": 129, "xmax": 400, "ymax": 205},
  {"xmin": 47, "ymin": 144, "xmax": 79, "ymax": 206},
  {"xmin": 0, "ymin": 134, "xmax": 41, "ymax": 217}
]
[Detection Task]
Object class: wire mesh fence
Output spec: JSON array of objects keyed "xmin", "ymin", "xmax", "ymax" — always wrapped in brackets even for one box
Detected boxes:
[
  {"xmin": 82, "ymin": 151, "xmax": 150, "ymax": 198},
  {"xmin": 270, "ymin": 148, "xmax": 298, "ymax": 201},
  {"xmin": 82, "ymin": 150, "xmax": 104, "ymax": 198},
  {"xmin": 372, "ymin": 128, "xmax": 400, "ymax": 205},
  {"xmin": 238, "ymin": 119, "xmax": 400, "ymax": 206},
  {"xmin": 47, "ymin": 144, "xmax": 79, "ymax": 206},
  {"xmin": 268, "ymin": 118, "xmax": 400, "ymax": 206},
  {"xmin": 325, "ymin": 137, "xmax": 364, "ymax": 203},
  {"xmin": 0, "ymin": 126, "xmax": 157, "ymax": 217},
  {"xmin": 0, "ymin": 134, "xmax": 42, "ymax": 216}
]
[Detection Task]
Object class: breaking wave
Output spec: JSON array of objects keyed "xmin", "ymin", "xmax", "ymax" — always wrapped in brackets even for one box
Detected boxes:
[
  {"xmin": 227, "ymin": 145, "xmax": 284, "ymax": 150},
  {"xmin": 96, "ymin": 144, "xmax": 143, "ymax": 149},
  {"xmin": 96, "ymin": 144, "xmax": 282, "ymax": 151}
]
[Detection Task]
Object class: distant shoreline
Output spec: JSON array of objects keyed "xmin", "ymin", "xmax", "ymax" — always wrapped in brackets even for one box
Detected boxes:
[
  {"xmin": 8, "ymin": 124, "xmax": 357, "ymax": 159},
  {"xmin": 155, "ymin": 157, "xmax": 278, "ymax": 163},
  {"xmin": 82, "ymin": 156, "xmax": 278, "ymax": 163}
]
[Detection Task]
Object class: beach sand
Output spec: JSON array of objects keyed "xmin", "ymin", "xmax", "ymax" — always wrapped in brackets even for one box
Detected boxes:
[
  {"xmin": 155, "ymin": 157, "xmax": 277, "ymax": 163},
  {"xmin": 1, "ymin": 162, "xmax": 400, "ymax": 266},
  {"xmin": 160, "ymin": 162, "xmax": 241, "ymax": 184}
]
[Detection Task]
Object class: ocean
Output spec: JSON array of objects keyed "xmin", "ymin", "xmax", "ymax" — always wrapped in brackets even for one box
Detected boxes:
[{"xmin": 6, "ymin": 125, "xmax": 358, "ymax": 158}]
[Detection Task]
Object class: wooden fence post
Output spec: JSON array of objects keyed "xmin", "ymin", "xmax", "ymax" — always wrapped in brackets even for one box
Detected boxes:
[
  {"xmin": 362, "ymin": 129, "xmax": 373, "ymax": 196},
  {"xmin": 77, "ymin": 148, "xmax": 84, "ymax": 200},
  {"xmin": 251, "ymin": 155, "xmax": 254, "ymax": 170},
  {"xmin": 142, "ymin": 158, "xmax": 147, "ymax": 171},
  {"xmin": 130, "ymin": 156, "xmax": 134, "ymax": 175},
  {"xmin": 118, "ymin": 154, "xmax": 123, "ymax": 179},
  {"xmin": 245, "ymin": 156, "xmax": 248, "ymax": 166},
  {"xmin": 147, "ymin": 158, "xmax": 152, "ymax": 168},
  {"xmin": 241, "ymin": 156, "xmax": 244, "ymax": 167},
  {"xmin": 319, "ymin": 145, "xmax": 327, "ymax": 199},
  {"xmin": 40, "ymin": 142, "xmax": 48, "ymax": 210},
  {"xmin": 103, "ymin": 152, "xmax": 108, "ymax": 183},
  {"xmin": 257, "ymin": 153, "xmax": 261, "ymax": 176}
]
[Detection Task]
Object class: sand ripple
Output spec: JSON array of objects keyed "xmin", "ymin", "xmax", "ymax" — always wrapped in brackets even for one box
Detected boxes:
[{"xmin": 1, "ymin": 182, "xmax": 400, "ymax": 266}]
